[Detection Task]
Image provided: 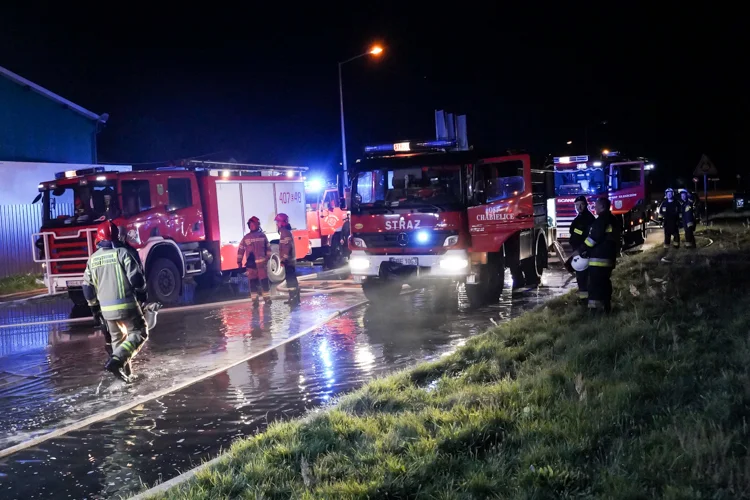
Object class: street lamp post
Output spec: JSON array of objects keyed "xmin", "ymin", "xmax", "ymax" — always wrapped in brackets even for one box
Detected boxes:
[{"xmin": 338, "ymin": 45, "xmax": 383, "ymax": 185}]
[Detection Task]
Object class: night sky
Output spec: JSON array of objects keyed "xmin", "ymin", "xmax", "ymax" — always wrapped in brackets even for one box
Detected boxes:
[{"xmin": 1, "ymin": 5, "xmax": 746, "ymax": 188}]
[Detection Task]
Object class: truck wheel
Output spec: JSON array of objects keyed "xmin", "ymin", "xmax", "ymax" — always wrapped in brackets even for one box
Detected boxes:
[
  {"xmin": 362, "ymin": 278, "xmax": 401, "ymax": 302},
  {"xmin": 148, "ymin": 258, "xmax": 181, "ymax": 305},
  {"xmin": 522, "ymin": 238, "xmax": 547, "ymax": 286},
  {"xmin": 68, "ymin": 289, "xmax": 88, "ymax": 307},
  {"xmin": 460, "ymin": 256, "xmax": 503, "ymax": 308},
  {"xmin": 267, "ymin": 250, "xmax": 286, "ymax": 283}
]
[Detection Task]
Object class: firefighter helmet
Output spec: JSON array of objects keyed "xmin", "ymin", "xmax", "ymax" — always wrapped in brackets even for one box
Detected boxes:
[
  {"xmin": 665, "ymin": 187, "xmax": 674, "ymax": 194},
  {"xmin": 274, "ymin": 213, "xmax": 289, "ymax": 225},
  {"xmin": 571, "ymin": 255, "xmax": 590, "ymax": 272},
  {"xmin": 96, "ymin": 220, "xmax": 118, "ymax": 244},
  {"xmin": 247, "ymin": 216, "xmax": 261, "ymax": 229}
]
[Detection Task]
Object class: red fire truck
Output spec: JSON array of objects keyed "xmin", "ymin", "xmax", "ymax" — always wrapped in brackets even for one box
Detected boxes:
[
  {"xmin": 304, "ymin": 179, "xmax": 350, "ymax": 268},
  {"xmin": 552, "ymin": 153, "xmax": 650, "ymax": 246},
  {"xmin": 32, "ymin": 163, "xmax": 310, "ymax": 306},
  {"xmin": 348, "ymin": 140, "xmax": 551, "ymax": 307}
]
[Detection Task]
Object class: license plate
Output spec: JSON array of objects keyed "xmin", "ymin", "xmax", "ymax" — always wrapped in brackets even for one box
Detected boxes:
[
  {"xmin": 389, "ymin": 257, "xmax": 418, "ymax": 266},
  {"xmin": 66, "ymin": 280, "xmax": 83, "ymax": 287}
]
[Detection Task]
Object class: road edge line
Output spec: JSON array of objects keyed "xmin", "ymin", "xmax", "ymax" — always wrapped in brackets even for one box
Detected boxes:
[{"xmin": 0, "ymin": 299, "xmax": 369, "ymax": 460}]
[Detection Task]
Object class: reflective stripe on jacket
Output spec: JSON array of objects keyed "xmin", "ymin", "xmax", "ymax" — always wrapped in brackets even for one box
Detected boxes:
[
  {"xmin": 583, "ymin": 210, "xmax": 620, "ymax": 268},
  {"xmin": 278, "ymin": 226, "xmax": 296, "ymax": 264},
  {"xmin": 83, "ymin": 243, "xmax": 147, "ymax": 320},
  {"xmin": 237, "ymin": 230, "xmax": 271, "ymax": 266},
  {"xmin": 569, "ymin": 210, "xmax": 595, "ymax": 249}
]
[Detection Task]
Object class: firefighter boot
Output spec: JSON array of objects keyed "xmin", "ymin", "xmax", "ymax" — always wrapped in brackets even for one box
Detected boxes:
[
  {"xmin": 251, "ymin": 296, "xmax": 260, "ymax": 308},
  {"xmin": 263, "ymin": 294, "xmax": 273, "ymax": 307},
  {"xmin": 104, "ymin": 356, "xmax": 131, "ymax": 383}
]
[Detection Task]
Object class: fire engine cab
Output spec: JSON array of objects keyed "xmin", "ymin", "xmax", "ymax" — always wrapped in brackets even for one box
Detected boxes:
[
  {"xmin": 552, "ymin": 152, "xmax": 650, "ymax": 246},
  {"xmin": 348, "ymin": 139, "xmax": 551, "ymax": 307},
  {"xmin": 33, "ymin": 163, "xmax": 310, "ymax": 306},
  {"xmin": 304, "ymin": 179, "xmax": 350, "ymax": 268}
]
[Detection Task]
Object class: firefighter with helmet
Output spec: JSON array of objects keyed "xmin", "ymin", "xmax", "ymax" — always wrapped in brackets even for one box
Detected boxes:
[
  {"xmin": 567, "ymin": 195, "xmax": 595, "ymax": 304},
  {"xmin": 237, "ymin": 216, "xmax": 272, "ymax": 306},
  {"xmin": 83, "ymin": 220, "xmax": 149, "ymax": 382},
  {"xmin": 658, "ymin": 188, "xmax": 682, "ymax": 248},
  {"xmin": 578, "ymin": 197, "xmax": 621, "ymax": 313},
  {"xmin": 679, "ymin": 189, "xmax": 696, "ymax": 248},
  {"xmin": 275, "ymin": 213, "xmax": 301, "ymax": 307}
]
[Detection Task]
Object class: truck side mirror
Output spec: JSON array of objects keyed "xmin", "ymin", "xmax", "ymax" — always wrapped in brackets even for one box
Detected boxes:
[{"xmin": 32, "ymin": 193, "xmax": 42, "ymax": 204}]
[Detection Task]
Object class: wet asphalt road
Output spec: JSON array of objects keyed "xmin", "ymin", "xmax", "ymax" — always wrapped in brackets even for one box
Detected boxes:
[{"xmin": 0, "ymin": 268, "xmax": 574, "ymax": 499}]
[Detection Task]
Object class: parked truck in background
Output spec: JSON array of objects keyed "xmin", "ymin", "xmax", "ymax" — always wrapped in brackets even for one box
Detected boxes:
[
  {"xmin": 33, "ymin": 163, "xmax": 310, "ymax": 306},
  {"xmin": 552, "ymin": 153, "xmax": 651, "ymax": 247},
  {"xmin": 304, "ymin": 179, "xmax": 350, "ymax": 269},
  {"xmin": 348, "ymin": 139, "xmax": 551, "ymax": 308}
]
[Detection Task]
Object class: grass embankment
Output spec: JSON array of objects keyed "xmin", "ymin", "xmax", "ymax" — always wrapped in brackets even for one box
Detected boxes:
[
  {"xmin": 0, "ymin": 274, "xmax": 43, "ymax": 296},
  {"xmin": 155, "ymin": 227, "xmax": 750, "ymax": 499}
]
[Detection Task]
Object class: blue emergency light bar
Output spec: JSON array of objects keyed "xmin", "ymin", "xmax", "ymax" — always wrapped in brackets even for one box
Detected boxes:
[
  {"xmin": 54, "ymin": 167, "xmax": 106, "ymax": 179},
  {"xmin": 364, "ymin": 139, "xmax": 457, "ymax": 154},
  {"xmin": 553, "ymin": 155, "xmax": 589, "ymax": 165}
]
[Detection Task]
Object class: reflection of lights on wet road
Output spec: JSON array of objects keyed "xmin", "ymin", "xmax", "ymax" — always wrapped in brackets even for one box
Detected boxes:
[
  {"xmin": 318, "ymin": 339, "xmax": 335, "ymax": 399},
  {"xmin": 354, "ymin": 345, "xmax": 376, "ymax": 372}
]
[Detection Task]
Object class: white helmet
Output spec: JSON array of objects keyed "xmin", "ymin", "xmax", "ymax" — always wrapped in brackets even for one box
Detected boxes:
[
  {"xmin": 143, "ymin": 302, "xmax": 163, "ymax": 330},
  {"xmin": 571, "ymin": 255, "xmax": 589, "ymax": 272}
]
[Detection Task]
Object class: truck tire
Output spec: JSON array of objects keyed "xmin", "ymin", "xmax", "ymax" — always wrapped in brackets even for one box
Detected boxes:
[
  {"xmin": 460, "ymin": 255, "xmax": 503, "ymax": 308},
  {"xmin": 68, "ymin": 289, "xmax": 88, "ymax": 307},
  {"xmin": 522, "ymin": 237, "xmax": 547, "ymax": 286},
  {"xmin": 267, "ymin": 247, "xmax": 286, "ymax": 283},
  {"xmin": 362, "ymin": 277, "xmax": 401, "ymax": 303},
  {"xmin": 148, "ymin": 257, "xmax": 181, "ymax": 305}
]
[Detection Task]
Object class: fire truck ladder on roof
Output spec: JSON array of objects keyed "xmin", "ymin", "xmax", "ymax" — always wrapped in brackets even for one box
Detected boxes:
[{"xmin": 182, "ymin": 160, "xmax": 308, "ymax": 177}]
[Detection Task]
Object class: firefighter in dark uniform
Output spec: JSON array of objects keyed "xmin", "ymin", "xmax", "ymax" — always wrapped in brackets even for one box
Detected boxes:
[
  {"xmin": 679, "ymin": 189, "xmax": 697, "ymax": 248},
  {"xmin": 237, "ymin": 216, "xmax": 272, "ymax": 306},
  {"xmin": 568, "ymin": 195, "xmax": 596, "ymax": 304},
  {"xmin": 83, "ymin": 221, "xmax": 149, "ymax": 382},
  {"xmin": 658, "ymin": 188, "xmax": 682, "ymax": 248},
  {"xmin": 580, "ymin": 197, "xmax": 621, "ymax": 312},
  {"xmin": 275, "ymin": 213, "xmax": 300, "ymax": 306}
]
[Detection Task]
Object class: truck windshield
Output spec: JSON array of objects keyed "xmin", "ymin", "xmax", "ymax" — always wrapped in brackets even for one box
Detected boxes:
[
  {"xmin": 41, "ymin": 182, "xmax": 120, "ymax": 227},
  {"xmin": 354, "ymin": 165, "xmax": 462, "ymax": 209},
  {"xmin": 554, "ymin": 168, "xmax": 607, "ymax": 196}
]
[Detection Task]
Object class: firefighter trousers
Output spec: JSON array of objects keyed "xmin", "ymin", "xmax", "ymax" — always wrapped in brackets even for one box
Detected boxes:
[
  {"xmin": 684, "ymin": 225, "xmax": 696, "ymax": 247},
  {"xmin": 105, "ymin": 312, "xmax": 148, "ymax": 364},
  {"xmin": 588, "ymin": 266, "xmax": 613, "ymax": 311},
  {"xmin": 284, "ymin": 263, "xmax": 299, "ymax": 291},
  {"xmin": 663, "ymin": 222, "xmax": 680, "ymax": 248},
  {"xmin": 575, "ymin": 269, "xmax": 589, "ymax": 301}
]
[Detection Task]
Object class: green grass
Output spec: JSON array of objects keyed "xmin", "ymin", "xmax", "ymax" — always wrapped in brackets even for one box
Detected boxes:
[
  {"xmin": 0, "ymin": 273, "xmax": 43, "ymax": 296},
  {"xmin": 153, "ymin": 226, "xmax": 750, "ymax": 499}
]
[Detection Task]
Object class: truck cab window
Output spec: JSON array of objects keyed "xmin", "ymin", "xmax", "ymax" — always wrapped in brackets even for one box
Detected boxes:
[
  {"xmin": 121, "ymin": 180, "xmax": 152, "ymax": 216},
  {"xmin": 612, "ymin": 165, "xmax": 641, "ymax": 190},
  {"xmin": 482, "ymin": 160, "xmax": 525, "ymax": 203},
  {"xmin": 167, "ymin": 178, "xmax": 192, "ymax": 211},
  {"xmin": 323, "ymin": 190, "xmax": 339, "ymax": 211}
]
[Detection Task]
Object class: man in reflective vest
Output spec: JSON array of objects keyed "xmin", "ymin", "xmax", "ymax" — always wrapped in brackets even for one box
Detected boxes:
[
  {"xmin": 275, "ymin": 213, "xmax": 300, "ymax": 307},
  {"xmin": 568, "ymin": 195, "xmax": 596, "ymax": 304},
  {"xmin": 658, "ymin": 188, "xmax": 682, "ymax": 248},
  {"xmin": 679, "ymin": 189, "xmax": 696, "ymax": 248},
  {"xmin": 237, "ymin": 216, "xmax": 272, "ymax": 306},
  {"xmin": 83, "ymin": 221, "xmax": 149, "ymax": 382},
  {"xmin": 580, "ymin": 197, "xmax": 621, "ymax": 313}
]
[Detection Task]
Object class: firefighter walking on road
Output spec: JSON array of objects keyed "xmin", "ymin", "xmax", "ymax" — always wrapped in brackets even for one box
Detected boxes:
[
  {"xmin": 568, "ymin": 195, "xmax": 596, "ymax": 304},
  {"xmin": 679, "ymin": 189, "xmax": 697, "ymax": 248},
  {"xmin": 658, "ymin": 188, "xmax": 682, "ymax": 248},
  {"xmin": 580, "ymin": 197, "xmax": 621, "ymax": 313},
  {"xmin": 275, "ymin": 213, "xmax": 300, "ymax": 307},
  {"xmin": 238, "ymin": 216, "xmax": 272, "ymax": 307},
  {"xmin": 83, "ymin": 221, "xmax": 149, "ymax": 382}
]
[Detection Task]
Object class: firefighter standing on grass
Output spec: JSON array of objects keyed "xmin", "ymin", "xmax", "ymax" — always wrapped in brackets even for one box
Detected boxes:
[
  {"xmin": 658, "ymin": 188, "xmax": 682, "ymax": 248},
  {"xmin": 275, "ymin": 213, "xmax": 301, "ymax": 306},
  {"xmin": 83, "ymin": 221, "xmax": 149, "ymax": 382},
  {"xmin": 568, "ymin": 195, "xmax": 596, "ymax": 304},
  {"xmin": 237, "ymin": 216, "xmax": 272, "ymax": 306},
  {"xmin": 580, "ymin": 197, "xmax": 621, "ymax": 313},
  {"xmin": 679, "ymin": 189, "xmax": 697, "ymax": 248}
]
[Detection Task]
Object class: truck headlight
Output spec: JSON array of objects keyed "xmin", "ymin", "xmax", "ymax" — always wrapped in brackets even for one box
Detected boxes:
[
  {"xmin": 349, "ymin": 257, "xmax": 370, "ymax": 270},
  {"xmin": 351, "ymin": 237, "xmax": 367, "ymax": 248},
  {"xmin": 439, "ymin": 256, "xmax": 468, "ymax": 270},
  {"xmin": 443, "ymin": 235, "xmax": 459, "ymax": 247}
]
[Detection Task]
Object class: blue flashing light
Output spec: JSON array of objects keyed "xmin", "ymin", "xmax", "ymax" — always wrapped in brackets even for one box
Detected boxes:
[
  {"xmin": 415, "ymin": 230, "xmax": 430, "ymax": 244},
  {"xmin": 306, "ymin": 178, "xmax": 324, "ymax": 193},
  {"xmin": 364, "ymin": 139, "xmax": 457, "ymax": 154},
  {"xmin": 54, "ymin": 166, "xmax": 106, "ymax": 180},
  {"xmin": 553, "ymin": 155, "xmax": 589, "ymax": 164}
]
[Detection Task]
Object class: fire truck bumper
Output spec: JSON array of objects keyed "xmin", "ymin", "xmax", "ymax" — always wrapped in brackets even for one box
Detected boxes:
[
  {"xmin": 349, "ymin": 250, "xmax": 470, "ymax": 280},
  {"xmin": 45, "ymin": 274, "xmax": 85, "ymax": 293}
]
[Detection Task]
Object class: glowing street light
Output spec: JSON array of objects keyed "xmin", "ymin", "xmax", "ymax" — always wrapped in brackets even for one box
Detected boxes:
[
  {"xmin": 566, "ymin": 140, "xmax": 573, "ymax": 145},
  {"xmin": 602, "ymin": 149, "xmax": 611, "ymax": 156},
  {"xmin": 339, "ymin": 44, "xmax": 385, "ymax": 184}
]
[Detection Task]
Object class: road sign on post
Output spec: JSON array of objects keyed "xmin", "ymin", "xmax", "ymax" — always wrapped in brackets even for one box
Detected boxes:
[{"xmin": 693, "ymin": 154, "xmax": 718, "ymax": 224}]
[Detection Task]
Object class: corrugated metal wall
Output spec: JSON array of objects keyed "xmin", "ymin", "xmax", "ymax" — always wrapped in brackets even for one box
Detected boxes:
[{"xmin": 0, "ymin": 203, "xmax": 74, "ymax": 278}]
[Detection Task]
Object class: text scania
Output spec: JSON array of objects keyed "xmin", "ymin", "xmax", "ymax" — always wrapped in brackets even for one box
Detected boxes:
[{"xmin": 385, "ymin": 219, "xmax": 422, "ymax": 230}]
